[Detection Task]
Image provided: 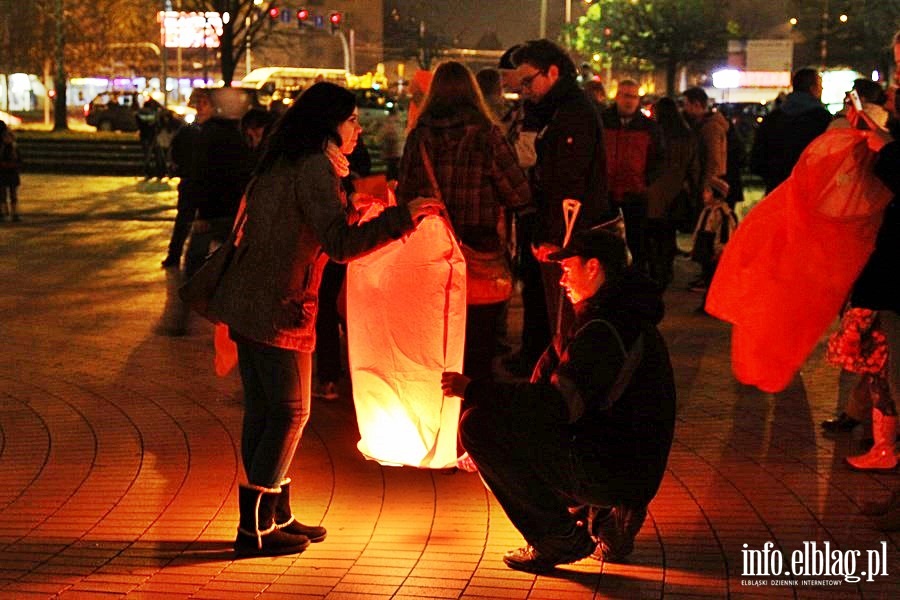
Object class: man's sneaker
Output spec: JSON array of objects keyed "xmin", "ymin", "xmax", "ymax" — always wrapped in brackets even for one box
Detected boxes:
[
  {"xmin": 502, "ymin": 533, "xmax": 595, "ymax": 574},
  {"xmin": 820, "ymin": 412, "xmax": 861, "ymax": 433},
  {"xmin": 313, "ymin": 381, "xmax": 339, "ymax": 401},
  {"xmin": 590, "ymin": 505, "xmax": 647, "ymax": 563}
]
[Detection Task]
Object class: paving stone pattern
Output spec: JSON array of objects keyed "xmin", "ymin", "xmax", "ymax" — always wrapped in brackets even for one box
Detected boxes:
[{"xmin": 0, "ymin": 175, "xmax": 898, "ymax": 598}]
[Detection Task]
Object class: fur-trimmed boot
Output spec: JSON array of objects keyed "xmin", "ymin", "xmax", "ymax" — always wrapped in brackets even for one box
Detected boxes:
[
  {"xmin": 234, "ymin": 483, "xmax": 310, "ymax": 557},
  {"xmin": 845, "ymin": 409, "xmax": 898, "ymax": 472},
  {"xmin": 590, "ymin": 504, "xmax": 648, "ymax": 563},
  {"xmin": 274, "ymin": 478, "xmax": 327, "ymax": 543}
]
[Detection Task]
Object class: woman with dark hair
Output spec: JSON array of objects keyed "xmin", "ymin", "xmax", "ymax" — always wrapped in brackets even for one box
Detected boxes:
[
  {"xmin": 646, "ymin": 96, "xmax": 700, "ymax": 288},
  {"xmin": 397, "ymin": 61, "xmax": 532, "ymax": 382},
  {"xmin": 207, "ymin": 82, "xmax": 442, "ymax": 557}
]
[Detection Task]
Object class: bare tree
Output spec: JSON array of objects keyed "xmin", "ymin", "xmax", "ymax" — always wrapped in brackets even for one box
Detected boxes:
[{"xmin": 181, "ymin": 1, "xmax": 276, "ymax": 85}]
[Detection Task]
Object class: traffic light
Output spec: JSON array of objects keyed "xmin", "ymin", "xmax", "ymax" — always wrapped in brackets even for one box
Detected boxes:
[
  {"xmin": 329, "ymin": 11, "xmax": 342, "ymax": 34},
  {"xmin": 296, "ymin": 7, "xmax": 309, "ymax": 26},
  {"xmin": 268, "ymin": 6, "xmax": 280, "ymax": 21}
]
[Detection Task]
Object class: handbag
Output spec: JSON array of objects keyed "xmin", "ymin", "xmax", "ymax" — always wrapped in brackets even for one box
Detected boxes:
[
  {"xmin": 419, "ymin": 140, "xmax": 513, "ymax": 305},
  {"xmin": 691, "ymin": 204, "xmax": 734, "ymax": 265},
  {"xmin": 825, "ymin": 307, "xmax": 888, "ymax": 374},
  {"xmin": 178, "ymin": 185, "xmax": 252, "ymax": 322},
  {"xmin": 460, "ymin": 244, "xmax": 513, "ymax": 305}
]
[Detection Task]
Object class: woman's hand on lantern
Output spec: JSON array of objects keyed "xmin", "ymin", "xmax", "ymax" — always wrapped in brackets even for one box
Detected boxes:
[
  {"xmin": 441, "ymin": 371, "xmax": 470, "ymax": 398},
  {"xmin": 350, "ymin": 192, "xmax": 385, "ymax": 211},
  {"xmin": 407, "ymin": 196, "xmax": 445, "ymax": 222}
]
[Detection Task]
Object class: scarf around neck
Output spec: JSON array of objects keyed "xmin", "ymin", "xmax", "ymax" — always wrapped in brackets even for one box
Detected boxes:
[{"xmin": 324, "ymin": 141, "xmax": 350, "ymax": 178}]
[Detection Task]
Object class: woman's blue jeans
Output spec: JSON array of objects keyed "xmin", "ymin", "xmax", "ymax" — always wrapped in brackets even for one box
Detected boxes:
[{"xmin": 236, "ymin": 341, "xmax": 312, "ymax": 488}]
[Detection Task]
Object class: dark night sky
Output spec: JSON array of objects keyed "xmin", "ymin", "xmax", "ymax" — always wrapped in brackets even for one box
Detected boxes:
[
  {"xmin": 392, "ymin": 1, "xmax": 794, "ymax": 50},
  {"xmin": 391, "ymin": 0, "xmax": 583, "ymax": 49}
]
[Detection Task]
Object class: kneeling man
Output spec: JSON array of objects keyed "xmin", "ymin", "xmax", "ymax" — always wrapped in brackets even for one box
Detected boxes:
[{"xmin": 442, "ymin": 227, "xmax": 676, "ymax": 574}]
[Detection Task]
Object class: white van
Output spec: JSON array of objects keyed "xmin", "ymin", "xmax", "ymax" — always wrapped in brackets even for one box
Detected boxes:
[{"xmin": 240, "ymin": 67, "xmax": 351, "ymax": 108}]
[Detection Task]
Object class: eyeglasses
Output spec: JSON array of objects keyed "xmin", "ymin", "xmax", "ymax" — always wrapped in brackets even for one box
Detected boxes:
[{"xmin": 520, "ymin": 70, "xmax": 547, "ymax": 88}]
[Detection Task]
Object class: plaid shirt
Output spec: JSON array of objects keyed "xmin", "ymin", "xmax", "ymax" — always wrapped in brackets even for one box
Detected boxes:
[{"xmin": 397, "ymin": 110, "xmax": 532, "ymax": 249}]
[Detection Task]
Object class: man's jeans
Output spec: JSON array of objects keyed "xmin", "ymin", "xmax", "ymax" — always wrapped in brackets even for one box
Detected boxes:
[
  {"xmin": 236, "ymin": 341, "xmax": 312, "ymax": 488},
  {"xmin": 460, "ymin": 404, "xmax": 622, "ymax": 548}
]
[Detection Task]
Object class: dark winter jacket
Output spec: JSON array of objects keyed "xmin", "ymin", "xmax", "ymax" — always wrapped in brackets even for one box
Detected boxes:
[
  {"xmin": 530, "ymin": 76, "xmax": 610, "ymax": 245},
  {"xmin": 464, "ymin": 269, "xmax": 676, "ymax": 504},
  {"xmin": 750, "ymin": 91, "xmax": 832, "ymax": 192},
  {"xmin": 647, "ymin": 128, "xmax": 700, "ymax": 220},
  {"xmin": 170, "ymin": 124, "xmax": 204, "ymax": 211},
  {"xmin": 208, "ymin": 152, "xmax": 415, "ymax": 352},
  {"xmin": 0, "ymin": 131, "xmax": 21, "ymax": 187},
  {"xmin": 601, "ymin": 105, "xmax": 663, "ymax": 204},
  {"xmin": 193, "ymin": 117, "xmax": 251, "ymax": 222},
  {"xmin": 851, "ymin": 141, "xmax": 900, "ymax": 313}
]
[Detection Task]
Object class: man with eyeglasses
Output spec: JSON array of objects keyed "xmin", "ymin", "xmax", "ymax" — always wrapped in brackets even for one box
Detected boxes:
[{"xmin": 508, "ymin": 39, "xmax": 611, "ymax": 374}]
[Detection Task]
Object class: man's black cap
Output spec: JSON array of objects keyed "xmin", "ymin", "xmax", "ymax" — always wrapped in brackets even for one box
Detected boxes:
[{"xmin": 548, "ymin": 227, "xmax": 628, "ymax": 270}]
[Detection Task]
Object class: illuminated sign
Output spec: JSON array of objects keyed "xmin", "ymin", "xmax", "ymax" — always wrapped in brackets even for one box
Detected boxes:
[
  {"xmin": 158, "ymin": 11, "xmax": 222, "ymax": 49},
  {"xmin": 712, "ymin": 70, "xmax": 791, "ymax": 89}
]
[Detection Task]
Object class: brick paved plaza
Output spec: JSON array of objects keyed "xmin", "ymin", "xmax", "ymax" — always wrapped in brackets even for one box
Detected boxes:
[{"xmin": 0, "ymin": 175, "xmax": 898, "ymax": 598}]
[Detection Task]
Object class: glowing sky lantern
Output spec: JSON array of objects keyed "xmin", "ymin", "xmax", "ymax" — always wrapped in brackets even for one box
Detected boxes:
[{"xmin": 346, "ymin": 214, "xmax": 467, "ymax": 468}]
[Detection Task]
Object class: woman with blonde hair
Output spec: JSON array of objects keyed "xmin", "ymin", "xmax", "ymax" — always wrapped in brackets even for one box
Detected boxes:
[{"xmin": 397, "ymin": 61, "xmax": 533, "ymax": 382}]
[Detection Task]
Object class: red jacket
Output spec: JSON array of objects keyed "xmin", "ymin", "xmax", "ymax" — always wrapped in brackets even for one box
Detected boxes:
[{"xmin": 601, "ymin": 106, "xmax": 662, "ymax": 204}]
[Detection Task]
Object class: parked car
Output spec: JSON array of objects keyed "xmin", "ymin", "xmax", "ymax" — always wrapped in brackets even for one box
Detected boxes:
[{"xmin": 83, "ymin": 91, "xmax": 143, "ymax": 132}]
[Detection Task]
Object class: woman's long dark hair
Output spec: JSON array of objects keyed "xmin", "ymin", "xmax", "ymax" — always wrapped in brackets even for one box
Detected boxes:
[
  {"xmin": 653, "ymin": 96, "xmax": 692, "ymax": 140},
  {"xmin": 418, "ymin": 61, "xmax": 493, "ymax": 124},
  {"xmin": 254, "ymin": 82, "xmax": 356, "ymax": 175}
]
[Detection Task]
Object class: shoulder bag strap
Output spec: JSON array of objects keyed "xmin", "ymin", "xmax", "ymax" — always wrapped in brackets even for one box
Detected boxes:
[
  {"xmin": 418, "ymin": 140, "xmax": 443, "ymax": 203},
  {"xmin": 232, "ymin": 176, "xmax": 259, "ymax": 247},
  {"xmin": 571, "ymin": 318, "xmax": 644, "ymax": 408}
]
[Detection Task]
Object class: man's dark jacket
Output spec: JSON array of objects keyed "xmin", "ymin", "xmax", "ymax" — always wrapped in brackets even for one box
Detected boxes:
[
  {"xmin": 193, "ymin": 117, "xmax": 251, "ymax": 222},
  {"xmin": 529, "ymin": 76, "xmax": 610, "ymax": 245},
  {"xmin": 464, "ymin": 269, "xmax": 676, "ymax": 504},
  {"xmin": 750, "ymin": 91, "xmax": 831, "ymax": 192}
]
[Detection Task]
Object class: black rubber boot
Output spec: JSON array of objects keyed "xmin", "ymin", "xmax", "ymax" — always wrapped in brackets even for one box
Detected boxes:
[
  {"xmin": 234, "ymin": 483, "xmax": 310, "ymax": 557},
  {"xmin": 274, "ymin": 478, "xmax": 327, "ymax": 543}
]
